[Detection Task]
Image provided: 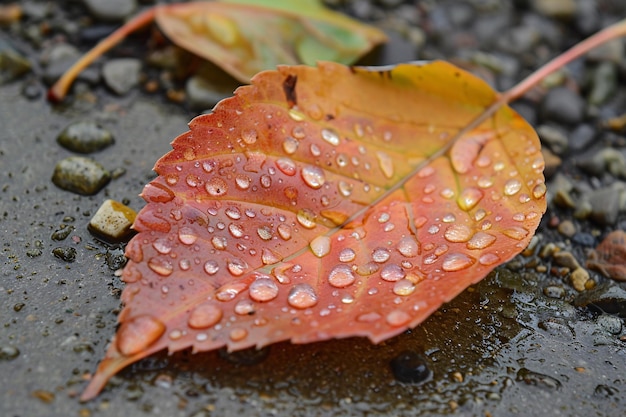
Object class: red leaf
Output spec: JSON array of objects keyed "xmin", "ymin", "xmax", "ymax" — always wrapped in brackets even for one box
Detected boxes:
[{"xmin": 81, "ymin": 61, "xmax": 546, "ymax": 400}]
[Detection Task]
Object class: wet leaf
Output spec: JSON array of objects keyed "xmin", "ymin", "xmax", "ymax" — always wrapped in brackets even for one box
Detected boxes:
[
  {"xmin": 587, "ymin": 230, "xmax": 626, "ymax": 281},
  {"xmin": 81, "ymin": 60, "xmax": 546, "ymax": 400},
  {"xmin": 48, "ymin": 0, "xmax": 386, "ymax": 101}
]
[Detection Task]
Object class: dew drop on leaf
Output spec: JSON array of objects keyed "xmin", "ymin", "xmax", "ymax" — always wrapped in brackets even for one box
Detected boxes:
[
  {"xmin": 457, "ymin": 187, "xmax": 483, "ymax": 211},
  {"xmin": 287, "ymin": 284, "xmax": 318, "ymax": 309},
  {"xmin": 206, "ymin": 177, "xmax": 228, "ymax": 196},
  {"xmin": 338, "ymin": 248, "xmax": 356, "ymax": 262},
  {"xmin": 443, "ymin": 224, "xmax": 473, "ymax": 243},
  {"xmin": 178, "ymin": 227, "xmax": 198, "ymax": 245},
  {"xmin": 248, "ymin": 277, "xmax": 279, "ymax": 302},
  {"xmin": 301, "ymin": 165, "xmax": 325, "ymax": 189},
  {"xmin": 188, "ymin": 304, "xmax": 223, "ymax": 329},
  {"xmin": 504, "ymin": 179, "xmax": 522, "ymax": 196},
  {"xmin": 372, "ymin": 247, "xmax": 391, "ymax": 263},
  {"xmin": 117, "ymin": 315, "xmax": 166, "ymax": 356},
  {"xmin": 328, "ymin": 264, "xmax": 356, "ymax": 288},
  {"xmin": 466, "ymin": 232, "xmax": 496, "ymax": 249},
  {"xmin": 310, "ymin": 236, "xmax": 331, "ymax": 257},
  {"xmin": 204, "ymin": 260, "xmax": 220, "ymax": 275},
  {"xmin": 441, "ymin": 253, "xmax": 475, "ymax": 271},
  {"xmin": 321, "ymin": 128, "xmax": 340, "ymax": 146},
  {"xmin": 296, "ymin": 209, "xmax": 317, "ymax": 229},
  {"xmin": 147, "ymin": 257, "xmax": 173, "ymax": 276}
]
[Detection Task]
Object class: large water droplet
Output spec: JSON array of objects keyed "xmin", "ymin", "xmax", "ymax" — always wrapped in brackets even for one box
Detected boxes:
[
  {"xmin": 321, "ymin": 128, "xmax": 340, "ymax": 146},
  {"xmin": 502, "ymin": 227, "xmax": 529, "ymax": 240},
  {"xmin": 256, "ymin": 226, "xmax": 273, "ymax": 241},
  {"xmin": 225, "ymin": 207, "xmax": 242, "ymax": 220},
  {"xmin": 204, "ymin": 260, "xmax": 219, "ymax": 275},
  {"xmin": 152, "ymin": 239, "xmax": 172, "ymax": 254},
  {"xmin": 148, "ymin": 257, "xmax": 173, "ymax": 277},
  {"xmin": 338, "ymin": 181, "xmax": 353, "ymax": 197},
  {"xmin": 206, "ymin": 177, "xmax": 228, "ymax": 196},
  {"xmin": 178, "ymin": 227, "xmax": 197, "ymax": 245},
  {"xmin": 211, "ymin": 236, "xmax": 227, "ymax": 250},
  {"xmin": 386, "ymin": 310, "xmax": 411, "ymax": 327},
  {"xmin": 229, "ymin": 223, "xmax": 244, "ymax": 238},
  {"xmin": 235, "ymin": 299, "xmax": 255, "ymax": 315},
  {"xmin": 277, "ymin": 224, "xmax": 292, "ymax": 240},
  {"xmin": 310, "ymin": 236, "xmax": 331, "ymax": 257},
  {"xmin": 188, "ymin": 304, "xmax": 223, "ymax": 329},
  {"xmin": 235, "ymin": 174, "xmax": 251, "ymax": 190},
  {"xmin": 380, "ymin": 264, "xmax": 406, "ymax": 282},
  {"xmin": 249, "ymin": 276, "xmax": 279, "ymax": 302},
  {"xmin": 479, "ymin": 253, "xmax": 500, "ymax": 265},
  {"xmin": 441, "ymin": 253, "xmax": 475, "ymax": 271},
  {"xmin": 457, "ymin": 187, "xmax": 483, "ymax": 211},
  {"xmin": 444, "ymin": 224, "xmax": 473, "ymax": 243},
  {"xmin": 532, "ymin": 183, "xmax": 547, "ymax": 199},
  {"xmin": 117, "ymin": 315, "xmax": 166, "ymax": 355},
  {"xmin": 227, "ymin": 258, "xmax": 247, "ymax": 276},
  {"xmin": 241, "ymin": 129, "xmax": 257, "ymax": 144},
  {"xmin": 466, "ymin": 232, "xmax": 496, "ymax": 249},
  {"xmin": 297, "ymin": 209, "xmax": 317, "ymax": 229},
  {"xmin": 328, "ymin": 264, "xmax": 356, "ymax": 288},
  {"xmin": 301, "ymin": 165, "xmax": 325, "ymax": 189},
  {"xmin": 397, "ymin": 236, "xmax": 419, "ymax": 257},
  {"xmin": 283, "ymin": 137, "xmax": 299, "ymax": 154},
  {"xmin": 229, "ymin": 328, "xmax": 248, "ymax": 342},
  {"xmin": 393, "ymin": 279, "xmax": 416, "ymax": 296},
  {"xmin": 504, "ymin": 179, "xmax": 522, "ymax": 196},
  {"xmin": 376, "ymin": 151, "xmax": 394, "ymax": 179},
  {"xmin": 260, "ymin": 174, "xmax": 272, "ymax": 188},
  {"xmin": 287, "ymin": 284, "xmax": 318, "ymax": 309},
  {"xmin": 372, "ymin": 247, "xmax": 391, "ymax": 263},
  {"xmin": 338, "ymin": 248, "xmax": 356, "ymax": 262},
  {"xmin": 276, "ymin": 158, "xmax": 297, "ymax": 176}
]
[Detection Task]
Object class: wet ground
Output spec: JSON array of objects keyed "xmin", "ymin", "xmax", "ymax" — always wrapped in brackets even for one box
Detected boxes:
[{"xmin": 1, "ymin": 1, "xmax": 626, "ymax": 416}]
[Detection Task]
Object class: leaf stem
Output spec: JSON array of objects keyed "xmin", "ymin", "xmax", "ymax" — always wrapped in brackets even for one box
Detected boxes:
[
  {"xmin": 47, "ymin": 7, "xmax": 158, "ymax": 102},
  {"xmin": 502, "ymin": 18, "xmax": 626, "ymax": 103}
]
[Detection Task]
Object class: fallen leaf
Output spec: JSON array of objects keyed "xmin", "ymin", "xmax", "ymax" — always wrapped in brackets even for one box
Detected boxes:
[
  {"xmin": 587, "ymin": 230, "xmax": 626, "ymax": 281},
  {"xmin": 48, "ymin": 0, "xmax": 386, "ymax": 101},
  {"xmin": 80, "ymin": 60, "xmax": 546, "ymax": 401}
]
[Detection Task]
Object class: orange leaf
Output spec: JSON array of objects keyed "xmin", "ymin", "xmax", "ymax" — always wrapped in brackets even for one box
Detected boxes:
[{"xmin": 80, "ymin": 61, "xmax": 546, "ymax": 401}]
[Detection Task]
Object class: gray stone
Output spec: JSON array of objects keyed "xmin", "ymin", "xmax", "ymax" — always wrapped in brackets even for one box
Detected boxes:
[
  {"xmin": 541, "ymin": 87, "xmax": 585, "ymax": 125},
  {"xmin": 83, "ymin": 0, "xmax": 137, "ymax": 22},
  {"xmin": 595, "ymin": 314, "xmax": 622, "ymax": 335},
  {"xmin": 51, "ymin": 156, "xmax": 111, "ymax": 195},
  {"xmin": 532, "ymin": 0, "xmax": 577, "ymax": 19},
  {"xmin": 569, "ymin": 124, "xmax": 595, "ymax": 151},
  {"xmin": 57, "ymin": 121, "xmax": 115, "ymax": 154},
  {"xmin": 588, "ymin": 61, "xmax": 617, "ymax": 106},
  {"xmin": 537, "ymin": 124, "xmax": 568, "ymax": 154},
  {"xmin": 588, "ymin": 183, "xmax": 625, "ymax": 225},
  {"xmin": 0, "ymin": 40, "xmax": 32, "ymax": 84},
  {"xmin": 102, "ymin": 58, "xmax": 141, "ymax": 95}
]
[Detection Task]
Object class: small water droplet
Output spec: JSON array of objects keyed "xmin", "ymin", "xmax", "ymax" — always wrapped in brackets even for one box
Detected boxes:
[
  {"xmin": 310, "ymin": 144, "xmax": 321, "ymax": 156},
  {"xmin": 428, "ymin": 225, "xmax": 439, "ymax": 234},
  {"xmin": 287, "ymin": 284, "xmax": 318, "ymax": 309},
  {"xmin": 338, "ymin": 248, "xmax": 356, "ymax": 262},
  {"xmin": 292, "ymin": 126, "xmax": 306, "ymax": 139},
  {"xmin": 423, "ymin": 184, "xmax": 436, "ymax": 194},
  {"xmin": 186, "ymin": 174, "xmax": 199, "ymax": 187},
  {"xmin": 227, "ymin": 258, "xmax": 247, "ymax": 276},
  {"xmin": 260, "ymin": 175, "xmax": 272, "ymax": 188},
  {"xmin": 337, "ymin": 181, "xmax": 353, "ymax": 197},
  {"xmin": 381, "ymin": 264, "xmax": 406, "ymax": 282},
  {"xmin": 386, "ymin": 310, "xmax": 411, "ymax": 327},
  {"xmin": 532, "ymin": 157, "xmax": 545, "ymax": 171},
  {"xmin": 202, "ymin": 161, "xmax": 215, "ymax": 173},
  {"xmin": 204, "ymin": 260, "xmax": 219, "ymax": 275},
  {"xmin": 479, "ymin": 253, "xmax": 500, "ymax": 265},
  {"xmin": 494, "ymin": 161, "xmax": 505, "ymax": 171},
  {"xmin": 216, "ymin": 282, "xmax": 248, "ymax": 301},
  {"xmin": 229, "ymin": 223, "xmax": 244, "ymax": 238},
  {"xmin": 440, "ymin": 188, "xmax": 455, "ymax": 199},
  {"xmin": 310, "ymin": 236, "xmax": 331, "ymax": 257},
  {"xmin": 161, "ymin": 285, "xmax": 169, "ymax": 294},
  {"xmin": 152, "ymin": 239, "xmax": 172, "ymax": 254},
  {"xmin": 117, "ymin": 315, "xmax": 166, "ymax": 355},
  {"xmin": 148, "ymin": 257, "xmax": 173, "ymax": 276},
  {"xmin": 206, "ymin": 177, "xmax": 228, "ymax": 196},
  {"xmin": 254, "ymin": 226, "xmax": 271, "ymax": 241},
  {"xmin": 301, "ymin": 165, "xmax": 325, "ymax": 189},
  {"xmin": 340, "ymin": 293, "xmax": 355, "ymax": 304},
  {"xmin": 336, "ymin": 153, "xmax": 349, "ymax": 167},
  {"xmin": 357, "ymin": 262, "xmax": 380, "ymax": 275},
  {"xmin": 166, "ymin": 174, "xmax": 178, "ymax": 185},
  {"xmin": 357, "ymin": 312, "xmax": 381, "ymax": 322},
  {"xmin": 444, "ymin": 224, "xmax": 473, "ymax": 243},
  {"xmin": 502, "ymin": 227, "xmax": 529, "ymax": 240},
  {"xmin": 168, "ymin": 329, "xmax": 182, "ymax": 340},
  {"xmin": 397, "ymin": 236, "xmax": 419, "ymax": 257},
  {"xmin": 235, "ymin": 299, "xmax": 255, "ymax": 315},
  {"xmin": 229, "ymin": 328, "xmax": 248, "ymax": 342},
  {"xmin": 393, "ymin": 279, "xmax": 416, "ymax": 296},
  {"xmin": 474, "ymin": 209, "xmax": 487, "ymax": 221},
  {"xmin": 249, "ymin": 277, "xmax": 279, "ymax": 302},
  {"xmin": 235, "ymin": 174, "xmax": 251, "ymax": 190},
  {"xmin": 378, "ymin": 212, "xmax": 390, "ymax": 223},
  {"xmin": 328, "ymin": 264, "xmax": 356, "ymax": 288},
  {"xmin": 532, "ymin": 183, "xmax": 547, "ymax": 199},
  {"xmin": 512, "ymin": 212, "xmax": 525, "ymax": 222},
  {"xmin": 261, "ymin": 248, "xmax": 281, "ymax": 265},
  {"xmin": 442, "ymin": 213, "xmax": 456, "ymax": 223},
  {"xmin": 211, "ymin": 236, "xmax": 227, "ymax": 250},
  {"xmin": 276, "ymin": 224, "xmax": 292, "ymax": 240},
  {"xmin": 442, "ymin": 253, "xmax": 475, "ymax": 271},
  {"xmin": 466, "ymin": 232, "xmax": 496, "ymax": 249},
  {"xmin": 179, "ymin": 259, "xmax": 191, "ymax": 270},
  {"xmin": 297, "ymin": 209, "xmax": 317, "ymax": 229},
  {"xmin": 417, "ymin": 166, "xmax": 434, "ymax": 177},
  {"xmin": 372, "ymin": 247, "xmax": 391, "ymax": 263},
  {"xmin": 276, "ymin": 158, "xmax": 297, "ymax": 176},
  {"xmin": 288, "ymin": 109, "xmax": 305, "ymax": 121},
  {"xmin": 225, "ymin": 207, "xmax": 242, "ymax": 220},
  {"xmin": 241, "ymin": 129, "xmax": 257, "ymax": 144},
  {"xmin": 457, "ymin": 187, "xmax": 483, "ymax": 211},
  {"xmin": 504, "ymin": 179, "xmax": 522, "ymax": 196},
  {"xmin": 321, "ymin": 128, "xmax": 340, "ymax": 146},
  {"xmin": 188, "ymin": 304, "xmax": 223, "ymax": 329},
  {"xmin": 434, "ymin": 244, "xmax": 449, "ymax": 256},
  {"xmin": 282, "ymin": 137, "xmax": 299, "ymax": 154},
  {"xmin": 477, "ymin": 176, "xmax": 494, "ymax": 188},
  {"xmin": 376, "ymin": 151, "xmax": 394, "ymax": 178},
  {"xmin": 178, "ymin": 227, "xmax": 197, "ymax": 245}
]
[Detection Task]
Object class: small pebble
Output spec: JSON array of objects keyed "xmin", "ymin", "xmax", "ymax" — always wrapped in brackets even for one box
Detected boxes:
[
  {"xmin": 0, "ymin": 345, "xmax": 20, "ymax": 361},
  {"xmin": 51, "ymin": 156, "xmax": 111, "ymax": 195},
  {"xmin": 541, "ymin": 87, "xmax": 585, "ymax": 125},
  {"xmin": 543, "ymin": 285, "xmax": 565, "ymax": 299},
  {"xmin": 588, "ymin": 184, "xmax": 624, "ymax": 225},
  {"xmin": 570, "ymin": 267, "xmax": 590, "ymax": 292},
  {"xmin": 588, "ymin": 61, "xmax": 617, "ymax": 106},
  {"xmin": 88, "ymin": 199, "xmax": 137, "ymax": 243},
  {"xmin": 537, "ymin": 125, "xmax": 568, "ymax": 155},
  {"xmin": 52, "ymin": 247, "xmax": 77, "ymax": 262},
  {"xmin": 390, "ymin": 350, "xmax": 432, "ymax": 384},
  {"xmin": 557, "ymin": 220, "xmax": 576, "ymax": 238},
  {"xmin": 553, "ymin": 250, "xmax": 580, "ymax": 269},
  {"xmin": 83, "ymin": 0, "xmax": 137, "ymax": 22},
  {"xmin": 102, "ymin": 58, "xmax": 141, "ymax": 95},
  {"xmin": 0, "ymin": 40, "xmax": 32, "ymax": 84},
  {"xmin": 596, "ymin": 314, "xmax": 622, "ymax": 335},
  {"xmin": 569, "ymin": 124, "xmax": 595, "ymax": 152},
  {"xmin": 57, "ymin": 121, "xmax": 114, "ymax": 154}
]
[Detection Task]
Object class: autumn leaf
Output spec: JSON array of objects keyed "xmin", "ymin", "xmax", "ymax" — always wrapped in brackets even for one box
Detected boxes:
[
  {"xmin": 80, "ymin": 60, "xmax": 547, "ymax": 401},
  {"xmin": 48, "ymin": 0, "xmax": 386, "ymax": 101}
]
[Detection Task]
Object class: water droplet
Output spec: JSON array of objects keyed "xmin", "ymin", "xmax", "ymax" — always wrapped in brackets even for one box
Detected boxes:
[
  {"xmin": 444, "ymin": 224, "xmax": 473, "ymax": 243},
  {"xmin": 310, "ymin": 236, "xmax": 331, "ymax": 257},
  {"xmin": 457, "ymin": 187, "xmax": 483, "ymax": 211},
  {"xmin": 397, "ymin": 236, "xmax": 419, "ymax": 257},
  {"xmin": 357, "ymin": 312, "xmax": 381, "ymax": 322},
  {"xmin": 276, "ymin": 158, "xmax": 297, "ymax": 176},
  {"xmin": 216, "ymin": 282, "xmax": 248, "ymax": 301},
  {"xmin": 206, "ymin": 177, "xmax": 228, "ymax": 196},
  {"xmin": 204, "ymin": 260, "xmax": 219, "ymax": 275},
  {"xmin": 301, "ymin": 165, "xmax": 325, "ymax": 189},
  {"xmin": 386, "ymin": 310, "xmax": 411, "ymax": 327},
  {"xmin": 381, "ymin": 264, "xmax": 406, "ymax": 282},
  {"xmin": 502, "ymin": 227, "xmax": 529, "ymax": 240},
  {"xmin": 282, "ymin": 137, "xmax": 299, "ymax": 154},
  {"xmin": 336, "ymin": 153, "xmax": 349, "ymax": 167},
  {"xmin": 479, "ymin": 253, "xmax": 500, "ymax": 265},
  {"xmin": 357, "ymin": 262, "xmax": 380, "ymax": 276},
  {"xmin": 292, "ymin": 125, "xmax": 306, "ymax": 139},
  {"xmin": 423, "ymin": 184, "xmax": 436, "ymax": 194},
  {"xmin": 328, "ymin": 264, "xmax": 356, "ymax": 288},
  {"xmin": 227, "ymin": 258, "xmax": 247, "ymax": 276},
  {"xmin": 188, "ymin": 304, "xmax": 223, "ymax": 329},
  {"xmin": 235, "ymin": 299, "xmax": 255, "ymax": 315},
  {"xmin": 440, "ymin": 188, "xmax": 455, "ymax": 199},
  {"xmin": 442, "ymin": 213, "xmax": 456, "ymax": 223},
  {"xmin": 532, "ymin": 157, "xmax": 545, "ymax": 171},
  {"xmin": 253, "ymin": 226, "xmax": 271, "ymax": 241},
  {"xmin": 532, "ymin": 183, "xmax": 547, "ymax": 199},
  {"xmin": 321, "ymin": 128, "xmax": 340, "ymax": 146},
  {"xmin": 376, "ymin": 151, "xmax": 394, "ymax": 179},
  {"xmin": 393, "ymin": 279, "xmax": 416, "ymax": 296},
  {"xmin": 152, "ymin": 239, "xmax": 172, "ymax": 254},
  {"xmin": 178, "ymin": 227, "xmax": 197, "ymax": 245},
  {"xmin": 249, "ymin": 277, "xmax": 279, "ymax": 302},
  {"xmin": 341, "ymin": 293, "xmax": 355, "ymax": 304},
  {"xmin": 228, "ymin": 223, "xmax": 244, "ymax": 238},
  {"xmin": 117, "ymin": 315, "xmax": 166, "ymax": 355},
  {"xmin": 235, "ymin": 174, "xmax": 251, "ymax": 190},
  {"xmin": 504, "ymin": 179, "xmax": 522, "ymax": 196},
  {"xmin": 166, "ymin": 173, "xmax": 178, "ymax": 185},
  {"xmin": 229, "ymin": 328, "xmax": 248, "ymax": 342},
  {"xmin": 225, "ymin": 207, "xmax": 242, "ymax": 220},
  {"xmin": 494, "ymin": 161, "xmax": 505, "ymax": 171},
  {"xmin": 168, "ymin": 329, "xmax": 182, "ymax": 340},
  {"xmin": 202, "ymin": 161, "xmax": 215, "ymax": 173},
  {"xmin": 186, "ymin": 174, "xmax": 199, "ymax": 187},
  {"xmin": 434, "ymin": 244, "xmax": 449, "ymax": 256},
  {"xmin": 466, "ymin": 232, "xmax": 496, "ymax": 249},
  {"xmin": 288, "ymin": 109, "xmax": 305, "ymax": 121},
  {"xmin": 338, "ymin": 181, "xmax": 353, "ymax": 197},
  {"xmin": 211, "ymin": 236, "xmax": 227, "ymax": 250},
  {"xmin": 148, "ymin": 257, "xmax": 173, "ymax": 276},
  {"xmin": 477, "ymin": 176, "xmax": 494, "ymax": 188},
  {"xmin": 442, "ymin": 253, "xmax": 475, "ymax": 271},
  {"xmin": 287, "ymin": 284, "xmax": 318, "ymax": 309},
  {"xmin": 519, "ymin": 193, "xmax": 531, "ymax": 203},
  {"xmin": 338, "ymin": 248, "xmax": 356, "ymax": 262},
  {"xmin": 260, "ymin": 175, "xmax": 272, "ymax": 188},
  {"xmin": 428, "ymin": 225, "xmax": 439, "ymax": 234},
  {"xmin": 261, "ymin": 248, "xmax": 281, "ymax": 265},
  {"xmin": 512, "ymin": 212, "xmax": 525, "ymax": 222},
  {"xmin": 474, "ymin": 209, "xmax": 487, "ymax": 221},
  {"xmin": 179, "ymin": 259, "xmax": 191, "ymax": 270},
  {"xmin": 297, "ymin": 209, "xmax": 317, "ymax": 229},
  {"xmin": 241, "ymin": 129, "xmax": 257, "ymax": 144},
  {"xmin": 372, "ymin": 247, "xmax": 391, "ymax": 263},
  {"xmin": 277, "ymin": 224, "xmax": 292, "ymax": 240},
  {"xmin": 417, "ymin": 166, "xmax": 434, "ymax": 177}
]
